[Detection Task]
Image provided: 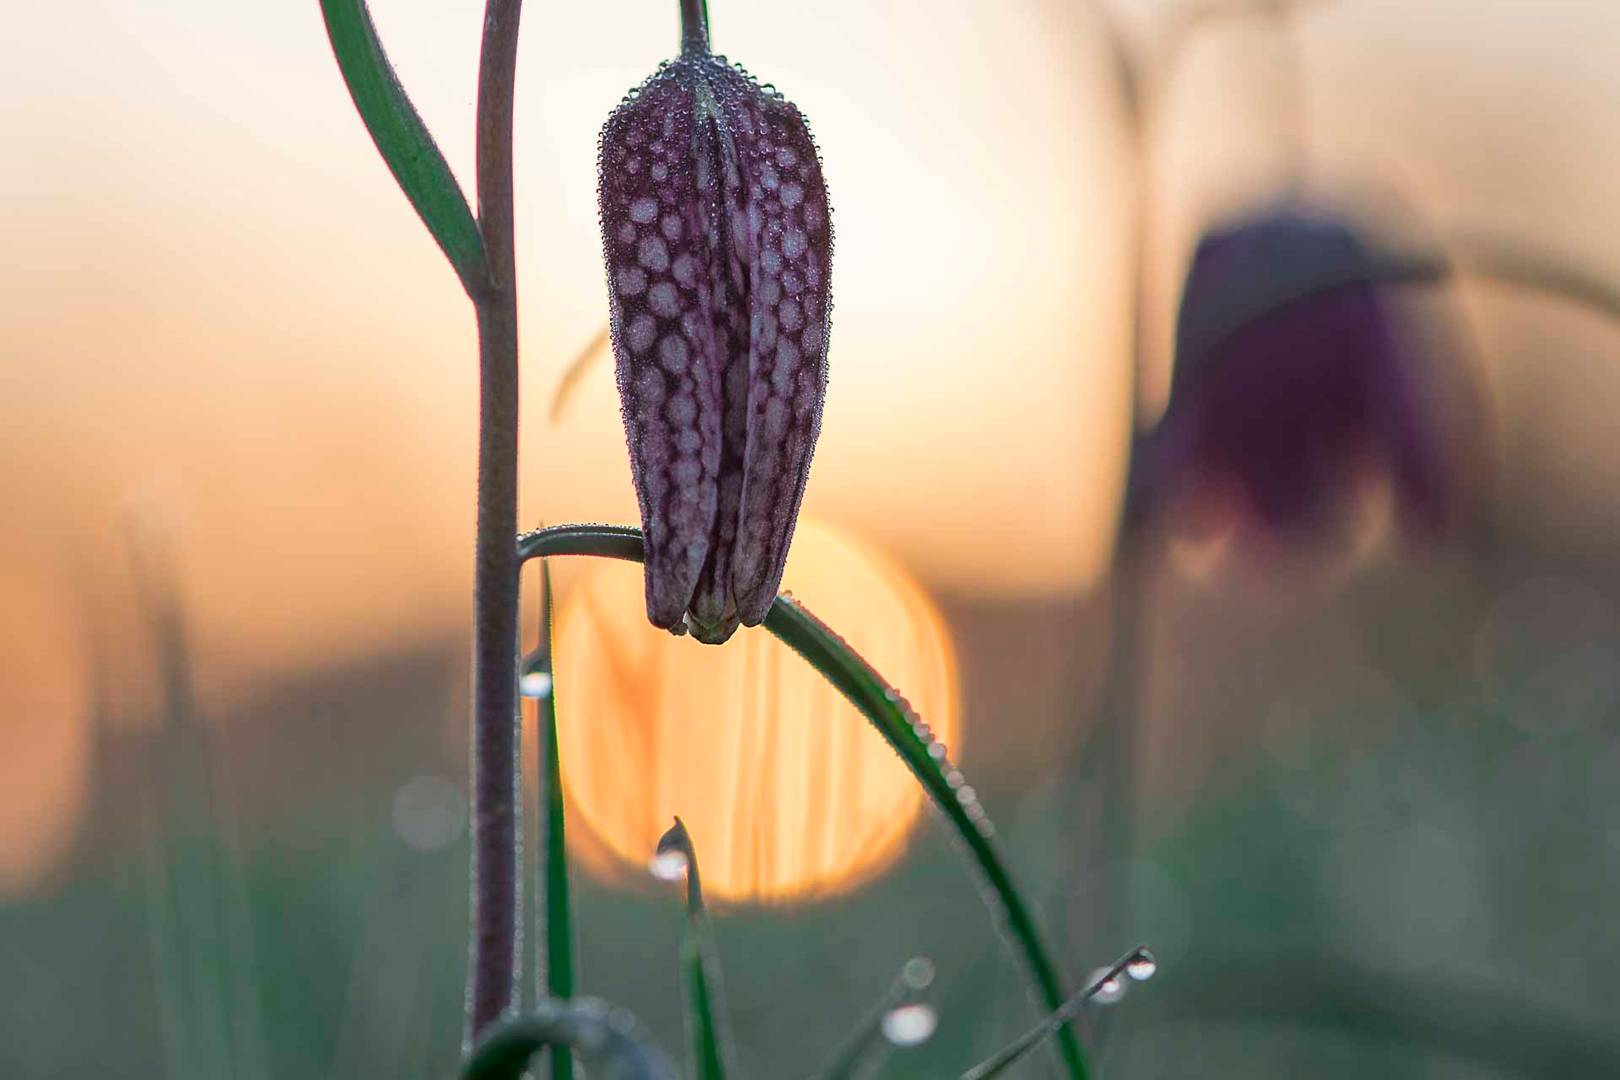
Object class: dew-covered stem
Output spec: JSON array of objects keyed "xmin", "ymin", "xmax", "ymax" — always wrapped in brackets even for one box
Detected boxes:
[
  {"xmin": 679, "ymin": 0, "xmax": 711, "ymax": 56},
  {"xmin": 466, "ymin": 0, "xmax": 526, "ymax": 1045},
  {"xmin": 514, "ymin": 524, "xmax": 1090, "ymax": 1078}
]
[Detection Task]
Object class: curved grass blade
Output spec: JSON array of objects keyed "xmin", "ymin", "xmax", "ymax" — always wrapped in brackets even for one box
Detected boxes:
[
  {"xmin": 811, "ymin": 956, "xmax": 935, "ymax": 1080},
  {"xmin": 319, "ymin": 0, "xmax": 490, "ymax": 295},
  {"xmin": 515, "ymin": 524, "xmax": 1089, "ymax": 1078},
  {"xmin": 519, "ymin": 561, "xmax": 575, "ymax": 1080},
  {"xmin": 461, "ymin": 999, "xmax": 677, "ymax": 1080},
  {"xmin": 762, "ymin": 598, "xmax": 1085, "ymax": 1076},
  {"xmin": 548, "ymin": 325, "xmax": 611, "ymax": 423},
  {"xmin": 960, "ymin": 946, "xmax": 1156, "ymax": 1080},
  {"xmin": 653, "ymin": 818, "xmax": 733, "ymax": 1080}
]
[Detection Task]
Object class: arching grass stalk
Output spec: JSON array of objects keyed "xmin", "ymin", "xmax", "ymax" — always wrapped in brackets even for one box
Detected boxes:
[
  {"xmin": 515, "ymin": 525, "xmax": 1090, "ymax": 1078},
  {"xmin": 462, "ymin": 999, "xmax": 677, "ymax": 1080},
  {"xmin": 320, "ymin": 0, "xmax": 527, "ymax": 1040}
]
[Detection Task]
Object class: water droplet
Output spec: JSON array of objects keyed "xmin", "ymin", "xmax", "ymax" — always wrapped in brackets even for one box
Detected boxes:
[
  {"xmin": 1126, "ymin": 949, "xmax": 1157, "ymax": 982},
  {"xmin": 648, "ymin": 850, "xmax": 689, "ymax": 881},
  {"xmin": 899, "ymin": 957, "xmax": 935, "ymax": 990},
  {"xmin": 928, "ymin": 743, "xmax": 947, "ymax": 761},
  {"xmin": 880, "ymin": 1003, "xmax": 937, "ymax": 1047},
  {"xmin": 955, "ymin": 785, "xmax": 978, "ymax": 807},
  {"xmin": 519, "ymin": 671, "xmax": 553, "ymax": 698},
  {"xmin": 1088, "ymin": 967, "xmax": 1124, "ymax": 1005},
  {"xmin": 391, "ymin": 774, "xmax": 465, "ymax": 852}
]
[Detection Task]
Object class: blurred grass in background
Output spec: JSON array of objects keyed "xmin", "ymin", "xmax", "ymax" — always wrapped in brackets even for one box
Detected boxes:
[
  {"xmin": 8, "ymin": 0, "xmax": 1620, "ymax": 1076},
  {"xmin": 10, "ymin": 545, "xmax": 1620, "ymax": 1076}
]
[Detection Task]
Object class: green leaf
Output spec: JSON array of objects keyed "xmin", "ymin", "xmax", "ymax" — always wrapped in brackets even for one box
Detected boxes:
[
  {"xmin": 654, "ymin": 819, "xmax": 733, "ymax": 1080},
  {"xmin": 319, "ymin": 0, "xmax": 489, "ymax": 294},
  {"xmin": 515, "ymin": 524, "xmax": 1091, "ymax": 1079},
  {"xmin": 524, "ymin": 561, "xmax": 575, "ymax": 1080},
  {"xmin": 460, "ymin": 1000, "xmax": 677, "ymax": 1080}
]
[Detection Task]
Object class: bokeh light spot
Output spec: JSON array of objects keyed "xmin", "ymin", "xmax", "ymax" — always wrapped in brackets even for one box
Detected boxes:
[{"xmin": 552, "ymin": 519, "xmax": 959, "ymax": 903}]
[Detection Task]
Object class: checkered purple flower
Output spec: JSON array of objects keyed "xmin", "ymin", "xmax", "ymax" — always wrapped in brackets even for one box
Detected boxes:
[
  {"xmin": 598, "ymin": 11, "xmax": 831, "ymax": 644},
  {"xmin": 1130, "ymin": 205, "xmax": 1451, "ymax": 544}
]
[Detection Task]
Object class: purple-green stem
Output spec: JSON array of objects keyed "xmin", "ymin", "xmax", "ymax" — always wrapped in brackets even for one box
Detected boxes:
[
  {"xmin": 467, "ymin": 0, "xmax": 526, "ymax": 1043},
  {"xmin": 680, "ymin": 0, "xmax": 710, "ymax": 55}
]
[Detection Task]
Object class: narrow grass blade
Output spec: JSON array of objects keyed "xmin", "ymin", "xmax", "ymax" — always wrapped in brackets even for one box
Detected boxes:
[
  {"xmin": 548, "ymin": 325, "xmax": 611, "ymax": 423},
  {"xmin": 761, "ymin": 597, "xmax": 1086, "ymax": 1076},
  {"xmin": 319, "ymin": 0, "xmax": 489, "ymax": 294},
  {"xmin": 811, "ymin": 956, "xmax": 936, "ymax": 1080},
  {"xmin": 960, "ymin": 946, "xmax": 1156, "ymax": 1080},
  {"xmin": 514, "ymin": 524, "xmax": 1089, "ymax": 1077},
  {"xmin": 653, "ymin": 818, "xmax": 733, "ymax": 1080},
  {"xmin": 130, "ymin": 521, "xmax": 269, "ymax": 1080},
  {"xmin": 522, "ymin": 560, "xmax": 575, "ymax": 1080},
  {"xmin": 461, "ymin": 999, "xmax": 677, "ymax": 1080}
]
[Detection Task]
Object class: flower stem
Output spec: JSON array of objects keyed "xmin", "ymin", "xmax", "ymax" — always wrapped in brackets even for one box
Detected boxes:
[
  {"xmin": 467, "ymin": 0, "xmax": 525, "ymax": 1044},
  {"xmin": 680, "ymin": 0, "xmax": 711, "ymax": 55},
  {"xmin": 515, "ymin": 524, "xmax": 1091, "ymax": 1078}
]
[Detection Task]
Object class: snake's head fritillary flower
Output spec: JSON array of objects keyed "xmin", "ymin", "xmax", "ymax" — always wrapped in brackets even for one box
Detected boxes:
[
  {"xmin": 598, "ymin": 1, "xmax": 832, "ymax": 645},
  {"xmin": 1130, "ymin": 205, "xmax": 1453, "ymax": 549}
]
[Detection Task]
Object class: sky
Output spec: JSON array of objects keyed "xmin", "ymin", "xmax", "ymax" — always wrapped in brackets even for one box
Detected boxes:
[{"xmin": 4, "ymin": 0, "xmax": 1620, "ymax": 892}]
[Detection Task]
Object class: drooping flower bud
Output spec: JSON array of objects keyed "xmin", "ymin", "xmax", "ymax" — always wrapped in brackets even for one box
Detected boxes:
[
  {"xmin": 598, "ymin": 1, "xmax": 832, "ymax": 644},
  {"xmin": 1130, "ymin": 204, "xmax": 1455, "ymax": 548}
]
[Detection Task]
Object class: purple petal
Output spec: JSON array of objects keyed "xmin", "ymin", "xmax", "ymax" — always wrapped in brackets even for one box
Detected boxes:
[
  {"xmin": 599, "ymin": 55, "xmax": 831, "ymax": 642},
  {"xmin": 600, "ymin": 68, "xmax": 723, "ymax": 631},
  {"xmin": 1144, "ymin": 205, "xmax": 1451, "ymax": 540}
]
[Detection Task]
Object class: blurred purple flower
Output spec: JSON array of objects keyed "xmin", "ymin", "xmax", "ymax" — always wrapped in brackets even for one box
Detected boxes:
[
  {"xmin": 598, "ymin": 19, "xmax": 831, "ymax": 645},
  {"xmin": 1130, "ymin": 205, "xmax": 1451, "ymax": 549}
]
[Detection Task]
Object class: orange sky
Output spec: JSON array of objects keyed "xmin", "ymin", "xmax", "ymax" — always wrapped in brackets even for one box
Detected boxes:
[{"xmin": 6, "ymin": 0, "xmax": 1620, "ymax": 891}]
